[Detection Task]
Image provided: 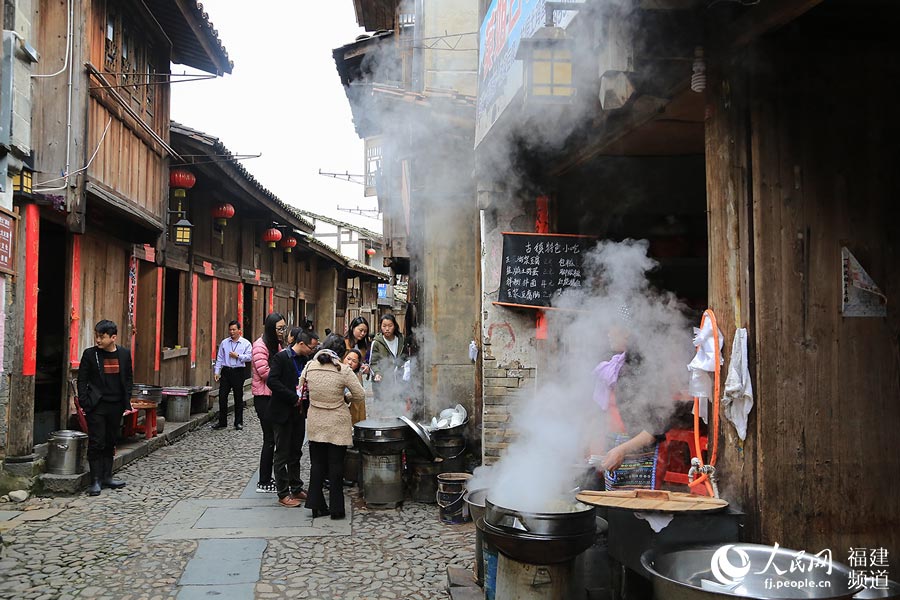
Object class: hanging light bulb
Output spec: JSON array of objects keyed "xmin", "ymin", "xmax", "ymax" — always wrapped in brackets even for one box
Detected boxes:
[{"xmin": 691, "ymin": 46, "xmax": 706, "ymax": 93}]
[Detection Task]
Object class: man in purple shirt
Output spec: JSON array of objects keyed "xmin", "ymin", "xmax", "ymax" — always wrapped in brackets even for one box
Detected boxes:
[{"xmin": 212, "ymin": 320, "xmax": 253, "ymax": 430}]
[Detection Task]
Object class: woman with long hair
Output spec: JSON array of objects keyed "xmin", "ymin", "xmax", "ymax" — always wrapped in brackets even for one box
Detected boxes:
[
  {"xmin": 369, "ymin": 313, "xmax": 406, "ymax": 404},
  {"xmin": 343, "ymin": 316, "xmax": 371, "ymax": 374},
  {"xmin": 302, "ymin": 334, "xmax": 365, "ymax": 519},
  {"xmin": 250, "ymin": 312, "xmax": 286, "ymax": 494}
]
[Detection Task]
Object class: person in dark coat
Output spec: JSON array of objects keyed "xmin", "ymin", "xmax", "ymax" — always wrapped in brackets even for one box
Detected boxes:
[
  {"xmin": 267, "ymin": 327, "xmax": 319, "ymax": 507},
  {"xmin": 77, "ymin": 320, "xmax": 133, "ymax": 496}
]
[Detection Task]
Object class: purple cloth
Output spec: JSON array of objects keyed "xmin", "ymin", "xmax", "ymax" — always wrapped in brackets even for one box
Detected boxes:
[{"xmin": 592, "ymin": 352, "xmax": 627, "ymax": 410}]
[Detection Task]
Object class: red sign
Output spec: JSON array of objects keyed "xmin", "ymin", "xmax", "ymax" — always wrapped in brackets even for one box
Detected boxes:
[{"xmin": 0, "ymin": 207, "xmax": 17, "ymax": 275}]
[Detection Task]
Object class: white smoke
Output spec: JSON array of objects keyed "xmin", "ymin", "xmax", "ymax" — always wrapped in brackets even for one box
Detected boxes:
[{"xmin": 487, "ymin": 240, "xmax": 693, "ymax": 512}]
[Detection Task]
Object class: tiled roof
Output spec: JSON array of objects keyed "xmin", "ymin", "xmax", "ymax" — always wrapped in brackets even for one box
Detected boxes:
[
  {"xmin": 170, "ymin": 122, "xmax": 313, "ymax": 231},
  {"xmin": 147, "ymin": 0, "xmax": 233, "ymax": 75}
]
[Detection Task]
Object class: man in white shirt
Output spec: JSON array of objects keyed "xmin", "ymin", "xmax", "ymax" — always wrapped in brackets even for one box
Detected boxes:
[{"xmin": 212, "ymin": 320, "xmax": 253, "ymax": 430}]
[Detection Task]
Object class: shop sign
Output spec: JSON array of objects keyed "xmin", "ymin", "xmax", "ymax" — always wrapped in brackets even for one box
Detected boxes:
[{"xmin": 0, "ymin": 207, "xmax": 17, "ymax": 276}]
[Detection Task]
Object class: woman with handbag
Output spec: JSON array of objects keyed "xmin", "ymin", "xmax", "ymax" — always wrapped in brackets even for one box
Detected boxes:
[{"xmin": 302, "ymin": 334, "xmax": 365, "ymax": 519}]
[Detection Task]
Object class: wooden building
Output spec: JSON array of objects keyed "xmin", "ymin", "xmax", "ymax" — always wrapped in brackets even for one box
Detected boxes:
[
  {"xmin": 474, "ymin": 0, "xmax": 898, "ymax": 563},
  {"xmin": 3, "ymin": 0, "xmax": 232, "ymax": 476}
]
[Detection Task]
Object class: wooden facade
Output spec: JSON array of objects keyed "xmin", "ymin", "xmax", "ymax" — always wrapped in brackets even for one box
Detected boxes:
[{"xmin": 708, "ymin": 3, "xmax": 900, "ymax": 557}]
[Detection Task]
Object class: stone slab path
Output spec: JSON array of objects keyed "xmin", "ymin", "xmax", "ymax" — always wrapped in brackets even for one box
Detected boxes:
[{"xmin": 0, "ymin": 408, "xmax": 475, "ymax": 599}]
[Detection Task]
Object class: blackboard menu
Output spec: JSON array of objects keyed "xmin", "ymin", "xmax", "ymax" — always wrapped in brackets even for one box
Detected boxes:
[{"xmin": 496, "ymin": 232, "xmax": 596, "ymax": 308}]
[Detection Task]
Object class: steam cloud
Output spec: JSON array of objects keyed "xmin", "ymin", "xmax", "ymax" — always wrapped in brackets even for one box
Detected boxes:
[{"xmin": 482, "ymin": 240, "xmax": 693, "ymax": 512}]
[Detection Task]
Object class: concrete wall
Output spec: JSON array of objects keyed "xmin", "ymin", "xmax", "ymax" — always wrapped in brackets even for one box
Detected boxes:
[{"xmin": 421, "ymin": 0, "xmax": 479, "ymax": 96}]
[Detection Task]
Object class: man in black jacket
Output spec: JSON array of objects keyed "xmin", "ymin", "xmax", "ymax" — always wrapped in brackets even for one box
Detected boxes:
[
  {"xmin": 267, "ymin": 328, "xmax": 318, "ymax": 507},
  {"xmin": 77, "ymin": 320, "xmax": 134, "ymax": 496}
]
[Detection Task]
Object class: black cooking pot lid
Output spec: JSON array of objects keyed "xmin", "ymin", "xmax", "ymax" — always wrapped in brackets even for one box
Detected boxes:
[{"xmin": 398, "ymin": 416, "xmax": 437, "ymax": 460}]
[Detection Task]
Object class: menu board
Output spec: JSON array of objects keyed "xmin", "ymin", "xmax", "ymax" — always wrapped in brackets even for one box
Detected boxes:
[
  {"xmin": 0, "ymin": 207, "xmax": 17, "ymax": 276},
  {"xmin": 496, "ymin": 232, "xmax": 595, "ymax": 308}
]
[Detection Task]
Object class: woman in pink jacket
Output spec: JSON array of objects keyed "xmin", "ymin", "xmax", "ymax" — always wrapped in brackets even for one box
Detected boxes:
[{"xmin": 251, "ymin": 312, "xmax": 286, "ymax": 493}]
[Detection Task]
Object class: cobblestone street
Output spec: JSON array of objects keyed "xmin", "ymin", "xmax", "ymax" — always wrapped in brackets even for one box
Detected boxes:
[{"xmin": 0, "ymin": 407, "xmax": 475, "ymax": 600}]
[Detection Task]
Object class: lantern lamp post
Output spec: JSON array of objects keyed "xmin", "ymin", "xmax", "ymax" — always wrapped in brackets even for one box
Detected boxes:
[{"xmin": 168, "ymin": 168, "xmax": 196, "ymax": 246}]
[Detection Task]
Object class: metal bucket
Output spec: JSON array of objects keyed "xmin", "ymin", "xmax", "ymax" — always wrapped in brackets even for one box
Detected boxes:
[
  {"xmin": 46, "ymin": 430, "xmax": 88, "ymax": 475},
  {"xmin": 361, "ymin": 452, "xmax": 404, "ymax": 507},
  {"xmin": 433, "ymin": 436, "xmax": 466, "ymax": 473},
  {"xmin": 165, "ymin": 395, "xmax": 190, "ymax": 422},
  {"xmin": 406, "ymin": 454, "xmax": 442, "ymax": 503},
  {"xmin": 344, "ymin": 448, "xmax": 362, "ymax": 484},
  {"xmin": 436, "ymin": 472, "xmax": 471, "ymax": 524}
]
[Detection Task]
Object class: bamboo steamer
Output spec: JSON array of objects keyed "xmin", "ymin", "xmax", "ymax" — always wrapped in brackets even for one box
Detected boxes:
[{"xmin": 576, "ymin": 489, "xmax": 728, "ymax": 513}]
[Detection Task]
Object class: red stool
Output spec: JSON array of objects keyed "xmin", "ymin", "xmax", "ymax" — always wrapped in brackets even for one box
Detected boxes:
[
  {"xmin": 130, "ymin": 401, "xmax": 158, "ymax": 440},
  {"xmin": 661, "ymin": 428, "xmax": 708, "ymax": 491}
]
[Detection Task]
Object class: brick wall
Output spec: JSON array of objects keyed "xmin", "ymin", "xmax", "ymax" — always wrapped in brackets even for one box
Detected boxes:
[{"xmin": 481, "ymin": 350, "xmax": 535, "ymax": 464}]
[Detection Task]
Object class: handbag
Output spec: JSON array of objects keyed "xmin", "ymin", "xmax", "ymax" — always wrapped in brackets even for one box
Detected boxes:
[
  {"xmin": 68, "ymin": 379, "xmax": 89, "ymax": 433},
  {"xmin": 296, "ymin": 362, "xmax": 311, "ymax": 417}
]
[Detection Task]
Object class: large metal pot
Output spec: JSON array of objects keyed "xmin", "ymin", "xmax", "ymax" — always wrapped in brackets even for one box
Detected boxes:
[
  {"xmin": 481, "ymin": 496, "xmax": 597, "ymax": 565},
  {"xmin": 642, "ymin": 544, "xmax": 859, "ymax": 600},
  {"xmin": 353, "ymin": 417, "xmax": 412, "ymax": 455},
  {"xmin": 46, "ymin": 430, "xmax": 88, "ymax": 475}
]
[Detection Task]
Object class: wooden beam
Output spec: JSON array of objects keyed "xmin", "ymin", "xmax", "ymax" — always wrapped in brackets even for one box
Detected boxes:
[{"xmin": 719, "ymin": 0, "xmax": 826, "ymax": 50}]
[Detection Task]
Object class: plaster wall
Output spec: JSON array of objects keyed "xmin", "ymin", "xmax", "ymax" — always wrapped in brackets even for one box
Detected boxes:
[{"xmin": 421, "ymin": 0, "xmax": 479, "ymax": 96}]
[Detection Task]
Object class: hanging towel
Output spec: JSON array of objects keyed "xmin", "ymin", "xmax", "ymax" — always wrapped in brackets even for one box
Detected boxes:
[
  {"xmin": 722, "ymin": 328, "xmax": 753, "ymax": 441},
  {"xmin": 592, "ymin": 352, "xmax": 627, "ymax": 410},
  {"xmin": 687, "ymin": 319, "xmax": 723, "ymax": 423}
]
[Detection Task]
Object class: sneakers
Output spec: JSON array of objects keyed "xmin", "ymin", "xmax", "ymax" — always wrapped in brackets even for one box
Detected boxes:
[
  {"xmin": 234, "ymin": 423, "xmax": 243, "ymax": 430},
  {"xmin": 278, "ymin": 496, "xmax": 302, "ymax": 508},
  {"xmin": 256, "ymin": 481, "xmax": 277, "ymax": 493}
]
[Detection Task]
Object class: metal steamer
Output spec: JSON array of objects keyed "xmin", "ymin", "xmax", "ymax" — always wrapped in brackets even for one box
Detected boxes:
[
  {"xmin": 482, "ymin": 497, "xmax": 598, "ymax": 565},
  {"xmin": 481, "ymin": 496, "xmax": 597, "ymax": 600},
  {"xmin": 353, "ymin": 418, "xmax": 412, "ymax": 507}
]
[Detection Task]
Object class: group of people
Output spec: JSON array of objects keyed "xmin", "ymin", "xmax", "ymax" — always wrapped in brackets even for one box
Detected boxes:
[{"xmin": 212, "ymin": 312, "xmax": 408, "ymax": 517}]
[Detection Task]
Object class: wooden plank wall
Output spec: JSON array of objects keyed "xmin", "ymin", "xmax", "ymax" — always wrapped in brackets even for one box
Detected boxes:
[
  {"xmin": 195, "ymin": 275, "xmax": 214, "ymax": 386},
  {"xmin": 77, "ymin": 233, "xmax": 129, "ymax": 352},
  {"xmin": 748, "ymin": 35, "xmax": 899, "ymax": 555},
  {"xmin": 133, "ymin": 261, "xmax": 160, "ymax": 385},
  {"xmin": 705, "ymin": 55, "xmax": 758, "ymax": 539}
]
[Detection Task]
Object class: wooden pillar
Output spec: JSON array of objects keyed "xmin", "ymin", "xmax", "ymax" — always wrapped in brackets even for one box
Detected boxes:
[
  {"xmin": 237, "ymin": 282, "xmax": 244, "ymax": 329},
  {"xmin": 190, "ymin": 272, "xmax": 198, "ymax": 369},
  {"xmin": 267, "ymin": 287, "xmax": 274, "ymax": 315},
  {"xmin": 211, "ymin": 278, "xmax": 218, "ymax": 361},
  {"xmin": 68, "ymin": 235, "xmax": 82, "ymax": 368},
  {"xmin": 154, "ymin": 267, "xmax": 163, "ymax": 373},
  {"xmin": 8, "ymin": 204, "xmax": 40, "ymax": 457},
  {"xmin": 535, "ymin": 196, "xmax": 550, "ymax": 339}
]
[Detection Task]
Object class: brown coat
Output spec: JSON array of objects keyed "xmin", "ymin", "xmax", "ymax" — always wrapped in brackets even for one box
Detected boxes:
[{"xmin": 301, "ymin": 360, "xmax": 366, "ymax": 446}]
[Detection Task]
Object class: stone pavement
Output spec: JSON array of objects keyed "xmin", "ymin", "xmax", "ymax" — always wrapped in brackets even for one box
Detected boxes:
[{"xmin": 0, "ymin": 407, "xmax": 476, "ymax": 599}]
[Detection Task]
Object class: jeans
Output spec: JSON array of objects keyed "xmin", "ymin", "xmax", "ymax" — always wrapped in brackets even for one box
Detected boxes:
[
  {"xmin": 254, "ymin": 396, "xmax": 275, "ymax": 485},
  {"xmin": 306, "ymin": 441, "xmax": 347, "ymax": 516}
]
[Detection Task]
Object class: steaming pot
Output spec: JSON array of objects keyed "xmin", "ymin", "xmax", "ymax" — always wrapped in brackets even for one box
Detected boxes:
[
  {"xmin": 481, "ymin": 496, "xmax": 597, "ymax": 564},
  {"xmin": 353, "ymin": 417, "xmax": 412, "ymax": 455}
]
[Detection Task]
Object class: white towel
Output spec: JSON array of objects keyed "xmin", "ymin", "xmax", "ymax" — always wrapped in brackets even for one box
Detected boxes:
[
  {"xmin": 634, "ymin": 512, "xmax": 674, "ymax": 533},
  {"xmin": 722, "ymin": 328, "xmax": 753, "ymax": 441},
  {"xmin": 687, "ymin": 319, "xmax": 723, "ymax": 423}
]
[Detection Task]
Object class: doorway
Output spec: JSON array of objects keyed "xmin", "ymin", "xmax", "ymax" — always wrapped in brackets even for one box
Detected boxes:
[{"xmin": 34, "ymin": 219, "xmax": 67, "ymax": 442}]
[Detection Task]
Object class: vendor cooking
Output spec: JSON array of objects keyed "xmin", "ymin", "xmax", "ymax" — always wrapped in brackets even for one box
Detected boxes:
[{"xmin": 592, "ymin": 305, "xmax": 695, "ymax": 491}]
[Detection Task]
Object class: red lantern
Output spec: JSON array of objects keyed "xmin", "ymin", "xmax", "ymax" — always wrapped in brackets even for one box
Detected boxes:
[
  {"xmin": 169, "ymin": 169, "xmax": 196, "ymax": 190},
  {"xmin": 365, "ymin": 248, "xmax": 377, "ymax": 256},
  {"xmin": 280, "ymin": 236, "xmax": 298, "ymax": 253},
  {"xmin": 262, "ymin": 228, "xmax": 282, "ymax": 248},
  {"xmin": 211, "ymin": 203, "xmax": 235, "ymax": 227}
]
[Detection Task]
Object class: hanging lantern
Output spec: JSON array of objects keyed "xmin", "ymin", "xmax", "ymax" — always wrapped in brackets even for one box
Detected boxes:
[
  {"xmin": 515, "ymin": 6, "xmax": 577, "ymax": 105},
  {"xmin": 211, "ymin": 203, "xmax": 235, "ymax": 228},
  {"xmin": 280, "ymin": 236, "xmax": 298, "ymax": 253},
  {"xmin": 366, "ymin": 248, "xmax": 377, "ymax": 257},
  {"xmin": 262, "ymin": 228, "xmax": 282, "ymax": 248},
  {"xmin": 169, "ymin": 169, "xmax": 196, "ymax": 190},
  {"xmin": 172, "ymin": 218, "xmax": 193, "ymax": 246}
]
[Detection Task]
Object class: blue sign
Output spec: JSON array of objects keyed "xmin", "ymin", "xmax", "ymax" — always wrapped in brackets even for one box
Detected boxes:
[{"xmin": 377, "ymin": 283, "xmax": 389, "ymax": 299}]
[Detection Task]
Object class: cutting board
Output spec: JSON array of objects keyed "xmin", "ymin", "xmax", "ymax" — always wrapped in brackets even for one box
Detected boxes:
[{"xmin": 576, "ymin": 489, "xmax": 729, "ymax": 513}]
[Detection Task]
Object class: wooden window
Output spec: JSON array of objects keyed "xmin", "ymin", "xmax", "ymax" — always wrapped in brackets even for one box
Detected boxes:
[{"xmin": 364, "ymin": 136, "xmax": 382, "ymax": 197}]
